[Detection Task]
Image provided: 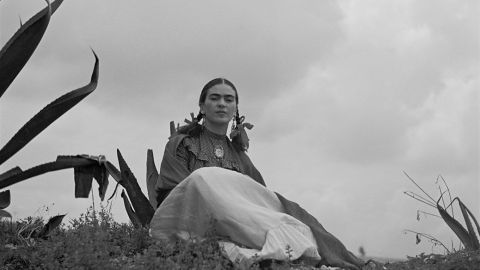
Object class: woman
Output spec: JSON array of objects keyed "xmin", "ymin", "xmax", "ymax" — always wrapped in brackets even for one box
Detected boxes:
[{"xmin": 150, "ymin": 78, "xmax": 363, "ymax": 269}]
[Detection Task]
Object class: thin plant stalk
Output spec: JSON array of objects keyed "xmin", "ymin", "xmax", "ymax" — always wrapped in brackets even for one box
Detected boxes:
[
  {"xmin": 404, "ymin": 229, "xmax": 450, "ymax": 253},
  {"xmin": 404, "ymin": 191, "xmax": 437, "ymax": 208},
  {"xmin": 403, "ymin": 171, "xmax": 436, "ymax": 205}
]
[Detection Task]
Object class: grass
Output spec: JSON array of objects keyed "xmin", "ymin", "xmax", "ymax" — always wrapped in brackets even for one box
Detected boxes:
[
  {"xmin": 0, "ymin": 205, "xmax": 318, "ymax": 270},
  {"xmin": 373, "ymin": 249, "xmax": 480, "ymax": 270},
  {"xmin": 1, "ymin": 204, "xmax": 479, "ymax": 269}
]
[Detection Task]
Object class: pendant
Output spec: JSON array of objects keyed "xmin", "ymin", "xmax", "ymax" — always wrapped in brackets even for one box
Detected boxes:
[{"xmin": 214, "ymin": 145, "xmax": 224, "ymax": 159}]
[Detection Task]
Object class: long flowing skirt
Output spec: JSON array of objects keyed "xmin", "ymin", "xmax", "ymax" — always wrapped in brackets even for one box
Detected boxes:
[{"xmin": 149, "ymin": 167, "xmax": 322, "ymax": 266}]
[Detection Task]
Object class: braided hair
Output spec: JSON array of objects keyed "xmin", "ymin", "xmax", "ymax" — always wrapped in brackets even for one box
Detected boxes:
[{"xmin": 176, "ymin": 78, "xmax": 249, "ymax": 151}]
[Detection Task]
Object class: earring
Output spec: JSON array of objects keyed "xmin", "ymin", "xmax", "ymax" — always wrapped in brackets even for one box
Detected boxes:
[{"xmin": 231, "ymin": 116, "xmax": 237, "ymax": 132}]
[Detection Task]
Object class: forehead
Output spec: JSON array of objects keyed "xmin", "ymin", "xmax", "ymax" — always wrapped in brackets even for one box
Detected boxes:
[{"xmin": 207, "ymin": 84, "xmax": 236, "ymax": 96}]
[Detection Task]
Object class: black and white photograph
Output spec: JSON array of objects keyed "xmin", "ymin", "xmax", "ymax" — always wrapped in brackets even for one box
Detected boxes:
[{"xmin": 1, "ymin": 0, "xmax": 478, "ymax": 269}]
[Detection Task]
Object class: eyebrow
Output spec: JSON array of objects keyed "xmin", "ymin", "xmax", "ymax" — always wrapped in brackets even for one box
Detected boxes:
[{"xmin": 208, "ymin": 93, "xmax": 235, "ymax": 98}]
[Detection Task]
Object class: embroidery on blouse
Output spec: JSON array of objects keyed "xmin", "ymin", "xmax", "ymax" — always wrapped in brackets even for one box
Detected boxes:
[{"xmin": 180, "ymin": 128, "xmax": 241, "ymax": 173}]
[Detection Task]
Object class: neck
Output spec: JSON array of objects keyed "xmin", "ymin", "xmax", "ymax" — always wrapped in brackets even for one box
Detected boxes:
[{"xmin": 203, "ymin": 121, "xmax": 228, "ymax": 136}]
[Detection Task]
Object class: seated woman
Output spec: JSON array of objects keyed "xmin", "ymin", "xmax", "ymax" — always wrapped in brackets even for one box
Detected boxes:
[{"xmin": 150, "ymin": 78, "xmax": 363, "ymax": 269}]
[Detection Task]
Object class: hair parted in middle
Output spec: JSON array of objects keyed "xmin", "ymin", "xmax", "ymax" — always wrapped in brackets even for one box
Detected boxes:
[
  {"xmin": 174, "ymin": 77, "xmax": 252, "ymax": 151},
  {"xmin": 195, "ymin": 78, "xmax": 242, "ymax": 129}
]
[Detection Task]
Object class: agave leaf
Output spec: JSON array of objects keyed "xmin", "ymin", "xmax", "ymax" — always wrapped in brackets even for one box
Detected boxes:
[
  {"xmin": 437, "ymin": 197, "xmax": 477, "ymax": 250},
  {"xmin": 107, "ymin": 181, "xmax": 121, "ymax": 201},
  {"xmin": 74, "ymin": 165, "xmax": 94, "ymax": 198},
  {"xmin": 0, "ymin": 209, "xmax": 12, "ymax": 218},
  {"xmin": 146, "ymin": 149, "xmax": 159, "ymax": 209},
  {"xmin": 35, "ymin": 214, "xmax": 66, "ymax": 239},
  {"xmin": 462, "ymin": 202, "xmax": 480, "ymax": 244},
  {"xmin": 170, "ymin": 121, "xmax": 176, "ymax": 136},
  {"xmin": 0, "ymin": 0, "xmax": 64, "ymax": 97},
  {"xmin": 0, "ymin": 190, "xmax": 11, "ymax": 209},
  {"xmin": 0, "ymin": 156, "xmax": 98, "ymax": 189},
  {"xmin": 0, "ymin": 167, "xmax": 23, "ymax": 182},
  {"xmin": 121, "ymin": 190, "xmax": 142, "ymax": 228},
  {"xmin": 117, "ymin": 149, "xmax": 154, "ymax": 226},
  {"xmin": 72, "ymin": 157, "xmax": 109, "ymax": 200},
  {"xmin": 457, "ymin": 198, "xmax": 480, "ymax": 249},
  {"xmin": 103, "ymin": 161, "xmax": 122, "ymax": 183},
  {"xmin": 92, "ymin": 165, "xmax": 109, "ymax": 201},
  {"xmin": 0, "ymin": 50, "xmax": 99, "ymax": 165}
]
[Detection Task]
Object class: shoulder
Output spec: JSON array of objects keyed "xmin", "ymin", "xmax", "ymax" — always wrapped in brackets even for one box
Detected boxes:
[
  {"xmin": 165, "ymin": 133, "xmax": 200, "ymax": 157},
  {"xmin": 165, "ymin": 133, "xmax": 187, "ymax": 151}
]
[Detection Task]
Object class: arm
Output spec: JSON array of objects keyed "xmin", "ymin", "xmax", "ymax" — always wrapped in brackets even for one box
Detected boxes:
[{"xmin": 155, "ymin": 135, "xmax": 191, "ymax": 207}]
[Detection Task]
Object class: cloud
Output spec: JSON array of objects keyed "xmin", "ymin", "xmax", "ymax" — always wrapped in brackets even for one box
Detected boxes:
[
  {"xmin": 1, "ymin": 0, "xmax": 478, "ymax": 259},
  {"xmin": 404, "ymin": 76, "xmax": 478, "ymax": 174}
]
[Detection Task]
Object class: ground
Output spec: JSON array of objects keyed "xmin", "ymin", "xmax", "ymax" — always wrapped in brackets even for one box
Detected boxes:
[{"xmin": 363, "ymin": 249, "xmax": 480, "ymax": 270}]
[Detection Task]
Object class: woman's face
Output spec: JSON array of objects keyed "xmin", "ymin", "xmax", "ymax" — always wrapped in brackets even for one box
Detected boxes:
[{"xmin": 200, "ymin": 84, "xmax": 237, "ymax": 128}]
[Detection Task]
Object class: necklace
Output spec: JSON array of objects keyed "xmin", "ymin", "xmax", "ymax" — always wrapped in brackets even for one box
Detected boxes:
[
  {"xmin": 203, "ymin": 128, "xmax": 226, "ymax": 160},
  {"xmin": 203, "ymin": 128, "xmax": 226, "ymax": 161},
  {"xmin": 213, "ymin": 144, "xmax": 224, "ymax": 159}
]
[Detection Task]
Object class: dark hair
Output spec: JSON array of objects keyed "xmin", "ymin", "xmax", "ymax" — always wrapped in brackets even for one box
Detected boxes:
[
  {"xmin": 198, "ymin": 78, "xmax": 238, "ymax": 105},
  {"xmin": 176, "ymin": 78, "xmax": 248, "ymax": 151},
  {"xmin": 195, "ymin": 77, "xmax": 240, "ymax": 124}
]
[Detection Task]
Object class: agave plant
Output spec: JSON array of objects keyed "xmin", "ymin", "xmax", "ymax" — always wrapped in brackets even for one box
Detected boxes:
[
  {"xmin": 0, "ymin": 0, "xmax": 103, "ymax": 217},
  {"xmin": 404, "ymin": 172, "xmax": 480, "ymax": 252},
  {"xmin": 0, "ymin": 0, "xmax": 155, "ymax": 227},
  {"xmin": 0, "ymin": 0, "xmax": 156, "ymax": 228}
]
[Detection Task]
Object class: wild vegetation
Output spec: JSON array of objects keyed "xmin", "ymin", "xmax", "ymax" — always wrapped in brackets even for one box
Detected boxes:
[
  {"xmin": 0, "ymin": 1, "xmax": 478, "ymax": 269},
  {"xmin": 0, "ymin": 0, "xmax": 153, "ymax": 229},
  {"xmin": 1, "ymin": 205, "xmax": 479, "ymax": 269},
  {"xmin": 403, "ymin": 173, "xmax": 479, "ymax": 254},
  {"xmin": 0, "ymin": 205, "xmax": 320, "ymax": 270}
]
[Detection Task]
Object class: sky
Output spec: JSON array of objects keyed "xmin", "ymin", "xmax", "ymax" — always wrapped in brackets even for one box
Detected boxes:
[{"xmin": 1, "ymin": 0, "xmax": 478, "ymax": 259}]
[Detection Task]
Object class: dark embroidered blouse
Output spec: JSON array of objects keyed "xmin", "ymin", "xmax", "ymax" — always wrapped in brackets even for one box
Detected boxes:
[
  {"xmin": 156, "ymin": 126, "xmax": 265, "ymax": 196},
  {"xmin": 176, "ymin": 127, "xmax": 242, "ymax": 173}
]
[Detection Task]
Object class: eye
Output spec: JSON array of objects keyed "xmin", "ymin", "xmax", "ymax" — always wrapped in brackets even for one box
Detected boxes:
[
  {"xmin": 209, "ymin": 95, "xmax": 220, "ymax": 101},
  {"xmin": 225, "ymin": 96, "xmax": 235, "ymax": 103}
]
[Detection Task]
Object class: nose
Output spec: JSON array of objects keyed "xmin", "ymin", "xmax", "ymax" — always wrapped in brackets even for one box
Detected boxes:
[{"xmin": 217, "ymin": 98, "xmax": 226, "ymax": 107}]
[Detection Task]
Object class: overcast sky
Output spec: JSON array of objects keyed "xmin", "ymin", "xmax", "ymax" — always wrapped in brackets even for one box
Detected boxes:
[{"xmin": 1, "ymin": 0, "xmax": 478, "ymax": 259}]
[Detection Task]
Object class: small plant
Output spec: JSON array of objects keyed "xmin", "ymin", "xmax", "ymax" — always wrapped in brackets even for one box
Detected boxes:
[
  {"xmin": 404, "ymin": 172, "xmax": 480, "ymax": 253},
  {"xmin": 0, "ymin": 0, "xmax": 102, "ymax": 219}
]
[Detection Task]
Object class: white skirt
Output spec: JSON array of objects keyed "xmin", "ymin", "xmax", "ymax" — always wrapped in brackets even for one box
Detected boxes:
[{"xmin": 149, "ymin": 167, "xmax": 321, "ymax": 267}]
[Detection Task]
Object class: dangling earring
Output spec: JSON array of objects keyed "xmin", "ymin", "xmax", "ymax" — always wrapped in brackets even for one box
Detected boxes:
[
  {"xmin": 201, "ymin": 112, "xmax": 206, "ymax": 127},
  {"xmin": 231, "ymin": 115, "xmax": 237, "ymax": 132}
]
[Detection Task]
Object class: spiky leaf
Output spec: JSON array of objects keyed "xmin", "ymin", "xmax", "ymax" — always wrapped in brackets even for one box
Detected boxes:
[
  {"xmin": 35, "ymin": 214, "xmax": 66, "ymax": 239},
  {"xmin": 0, "ymin": 156, "xmax": 98, "ymax": 189},
  {"xmin": 32, "ymin": 215, "xmax": 66, "ymax": 239},
  {"xmin": 170, "ymin": 121, "xmax": 176, "ymax": 136},
  {"xmin": 0, "ymin": 190, "xmax": 10, "ymax": 209},
  {"xmin": 93, "ymin": 164, "xmax": 109, "ymax": 200},
  {"xmin": 103, "ymin": 161, "xmax": 122, "ymax": 183},
  {"xmin": 0, "ymin": 167, "xmax": 23, "ymax": 182},
  {"xmin": 146, "ymin": 149, "xmax": 158, "ymax": 208},
  {"xmin": 121, "ymin": 190, "xmax": 141, "ymax": 228},
  {"xmin": 437, "ymin": 197, "xmax": 477, "ymax": 250},
  {"xmin": 0, "ymin": 51, "xmax": 99, "ymax": 165},
  {"xmin": 74, "ymin": 165, "xmax": 94, "ymax": 198},
  {"xmin": 457, "ymin": 198, "xmax": 480, "ymax": 250},
  {"xmin": 117, "ymin": 149, "xmax": 154, "ymax": 226},
  {"xmin": 0, "ymin": 0, "xmax": 64, "ymax": 97},
  {"xmin": 72, "ymin": 157, "xmax": 109, "ymax": 200}
]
